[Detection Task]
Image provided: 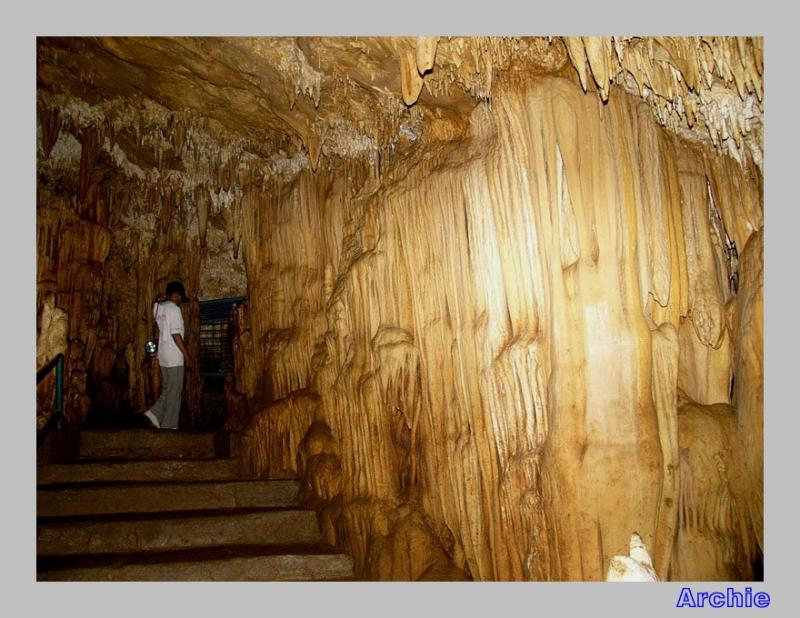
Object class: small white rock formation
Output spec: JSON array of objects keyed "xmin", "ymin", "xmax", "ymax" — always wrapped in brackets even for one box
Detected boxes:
[
  {"xmin": 606, "ymin": 533, "xmax": 659, "ymax": 582},
  {"xmin": 37, "ymin": 292, "xmax": 68, "ymax": 368}
]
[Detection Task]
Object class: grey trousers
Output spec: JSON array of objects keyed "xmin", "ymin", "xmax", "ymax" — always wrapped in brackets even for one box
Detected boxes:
[{"xmin": 150, "ymin": 365, "xmax": 184, "ymax": 429}]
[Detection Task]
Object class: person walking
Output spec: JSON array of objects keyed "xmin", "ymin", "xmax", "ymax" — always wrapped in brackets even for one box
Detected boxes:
[{"xmin": 143, "ymin": 281, "xmax": 194, "ymax": 429}]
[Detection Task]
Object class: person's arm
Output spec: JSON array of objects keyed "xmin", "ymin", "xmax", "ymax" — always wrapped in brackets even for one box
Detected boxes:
[
  {"xmin": 152, "ymin": 302, "xmax": 161, "ymax": 345},
  {"xmin": 172, "ymin": 333, "xmax": 195, "ymax": 369}
]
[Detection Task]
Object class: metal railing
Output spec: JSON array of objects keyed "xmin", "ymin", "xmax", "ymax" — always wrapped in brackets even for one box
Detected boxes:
[{"xmin": 37, "ymin": 353, "xmax": 64, "ymax": 447}]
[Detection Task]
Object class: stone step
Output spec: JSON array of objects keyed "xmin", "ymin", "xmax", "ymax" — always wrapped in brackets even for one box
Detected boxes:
[
  {"xmin": 37, "ymin": 480, "xmax": 300, "ymax": 517},
  {"xmin": 39, "ymin": 429, "xmax": 233, "ymax": 462},
  {"xmin": 38, "ymin": 458, "xmax": 248, "ymax": 486},
  {"xmin": 37, "ymin": 550, "xmax": 355, "ymax": 581},
  {"xmin": 75, "ymin": 429, "xmax": 227, "ymax": 460},
  {"xmin": 34, "ymin": 426, "xmax": 356, "ymax": 582},
  {"xmin": 38, "ymin": 509, "xmax": 323, "ymax": 556}
]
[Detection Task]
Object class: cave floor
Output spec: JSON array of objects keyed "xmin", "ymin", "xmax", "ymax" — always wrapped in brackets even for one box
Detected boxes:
[{"xmin": 36, "ymin": 428, "xmax": 354, "ymax": 581}]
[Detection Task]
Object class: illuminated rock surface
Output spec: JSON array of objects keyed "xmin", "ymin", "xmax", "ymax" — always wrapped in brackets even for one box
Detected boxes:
[{"xmin": 36, "ymin": 36, "xmax": 763, "ymax": 581}]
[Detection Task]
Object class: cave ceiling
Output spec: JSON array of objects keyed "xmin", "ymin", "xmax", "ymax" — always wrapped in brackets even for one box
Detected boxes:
[{"xmin": 37, "ymin": 36, "xmax": 764, "ymax": 179}]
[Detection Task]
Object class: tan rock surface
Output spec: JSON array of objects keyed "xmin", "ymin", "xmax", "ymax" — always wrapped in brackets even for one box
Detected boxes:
[{"xmin": 36, "ymin": 36, "xmax": 762, "ymax": 581}]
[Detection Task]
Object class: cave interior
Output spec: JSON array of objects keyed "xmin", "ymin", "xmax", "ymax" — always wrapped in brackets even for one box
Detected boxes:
[{"xmin": 35, "ymin": 36, "xmax": 763, "ymax": 582}]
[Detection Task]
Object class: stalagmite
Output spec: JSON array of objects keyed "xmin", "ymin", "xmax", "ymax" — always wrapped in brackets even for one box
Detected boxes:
[
  {"xmin": 650, "ymin": 324, "xmax": 680, "ymax": 579},
  {"xmin": 606, "ymin": 533, "xmax": 659, "ymax": 582}
]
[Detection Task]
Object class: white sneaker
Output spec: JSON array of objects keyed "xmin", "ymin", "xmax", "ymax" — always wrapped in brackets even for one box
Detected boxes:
[{"xmin": 144, "ymin": 410, "xmax": 161, "ymax": 428}]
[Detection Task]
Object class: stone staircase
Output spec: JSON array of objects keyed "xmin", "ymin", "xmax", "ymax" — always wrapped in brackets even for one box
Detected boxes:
[{"xmin": 37, "ymin": 428, "xmax": 354, "ymax": 581}]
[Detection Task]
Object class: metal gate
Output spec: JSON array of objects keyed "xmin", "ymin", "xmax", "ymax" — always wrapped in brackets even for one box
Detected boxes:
[{"xmin": 198, "ymin": 296, "xmax": 246, "ymax": 376}]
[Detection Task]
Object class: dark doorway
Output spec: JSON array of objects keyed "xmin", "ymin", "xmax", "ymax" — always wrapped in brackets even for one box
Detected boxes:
[{"xmin": 198, "ymin": 296, "xmax": 246, "ymax": 428}]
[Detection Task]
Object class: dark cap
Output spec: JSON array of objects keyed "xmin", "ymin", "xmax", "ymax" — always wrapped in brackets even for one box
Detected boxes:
[{"xmin": 165, "ymin": 281, "xmax": 188, "ymax": 302}]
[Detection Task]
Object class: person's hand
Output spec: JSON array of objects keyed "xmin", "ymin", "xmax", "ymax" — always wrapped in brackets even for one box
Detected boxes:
[{"xmin": 184, "ymin": 356, "xmax": 196, "ymax": 370}]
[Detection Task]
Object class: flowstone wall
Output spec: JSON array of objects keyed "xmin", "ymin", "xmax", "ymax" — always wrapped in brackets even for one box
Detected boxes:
[
  {"xmin": 35, "ymin": 37, "xmax": 764, "ymax": 582},
  {"xmin": 237, "ymin": 76, "xmax": 763, "ymax": 581}
]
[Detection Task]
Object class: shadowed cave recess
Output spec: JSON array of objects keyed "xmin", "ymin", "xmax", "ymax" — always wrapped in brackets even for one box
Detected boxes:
[{"xmin": 36, "ymin": 36, "xmax": 763, "ymax": 581}]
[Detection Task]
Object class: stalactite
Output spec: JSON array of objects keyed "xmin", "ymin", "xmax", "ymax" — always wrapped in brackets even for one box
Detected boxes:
[
  {"xmin": 304, "ymin": 128, "xmax": 324, "ymax": 173},
  {"xmin": 78, "ymin": 128, "xmax": 100, "ymax": 206},
  {"xmin": 233, "ymin": 196, "xmax": 242, "ymax": 259},
  {"xmin": 561, "ymin": 36, "xmax": 764, "ymax": 171},
  {"xmin": 400, "ymin": 49, "xmax": 424, "ymax": 106},
  {"xmin": 416, "ymin": 37, "xmax": 439, "ymax": 75},
  {"xmin": 233, "ymin": 75, "xmax": 761, "ymax": 582},
  {"xmin": 197, "ymin": 187, "xmax": 209, "ymax": 247},
  {"xmin": 563, "ymin": 37, "xmax": 589, "ymax": 92},
  {"xmin": 40, "ymin": 106, "xmax": 62, "ymax": 159},
  {"xmin": 157, "ymin": 187, "xmax": 170, "ymax": 233},
  {"xmin": 36, "ymin": 37, "xmax": 762, "ymax": 582},
  {"xmin": 582, "ymin": 36, "xmax": 613, "ymax": 102}
]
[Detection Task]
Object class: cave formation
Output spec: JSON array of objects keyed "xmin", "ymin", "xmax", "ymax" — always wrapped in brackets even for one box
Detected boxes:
[{"xmin": 36, "ymin": 36, "xmax": 763, "ymax": 581}]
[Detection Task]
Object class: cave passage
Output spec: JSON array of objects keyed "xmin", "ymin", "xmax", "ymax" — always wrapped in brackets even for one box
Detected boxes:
[
  {"xmin": 35, "ymin": 36, "xmax": 763, "ymax": 582},
  {"xmin": 197, "ymin": 296, "xmax": 246, "ymax": 429}
]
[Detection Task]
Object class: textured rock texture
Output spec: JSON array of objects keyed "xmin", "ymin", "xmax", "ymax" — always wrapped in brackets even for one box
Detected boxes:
[
  {"xmin": 36, "ymin": 37, "xmax": 762, "ymax": 581},
  {"xmin": 236, "ymin": 77, "xmax": 762, "ymax": 581}
]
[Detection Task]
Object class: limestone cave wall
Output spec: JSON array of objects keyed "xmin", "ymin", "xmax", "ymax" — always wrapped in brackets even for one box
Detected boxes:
[
  {"xmin": 35, "ymin": 36, "xmax": 763, "ymax": 582},
  {"xmin": 234, "ymin": 76, "xmax": 762, "ymax": 580}
]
